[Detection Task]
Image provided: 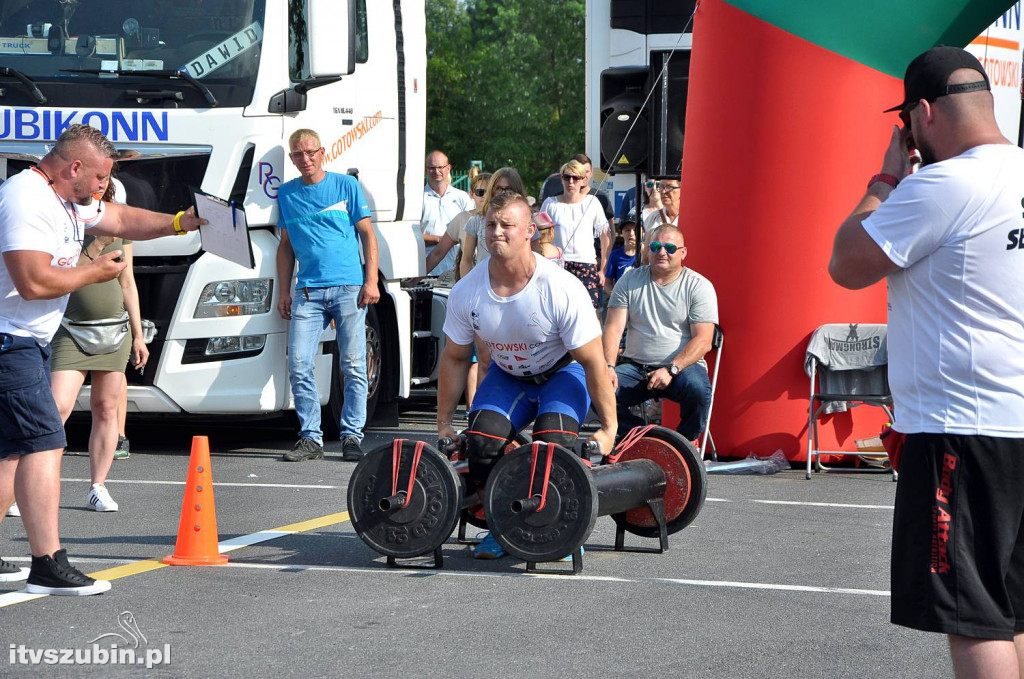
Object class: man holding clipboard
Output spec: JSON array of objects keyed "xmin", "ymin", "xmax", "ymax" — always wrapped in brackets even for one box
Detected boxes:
[{"xmin": 276, "ymin": 128, "xmax": 379, "ymax": 463}]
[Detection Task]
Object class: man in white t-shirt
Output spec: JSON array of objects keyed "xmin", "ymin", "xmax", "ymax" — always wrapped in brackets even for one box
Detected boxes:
[
  {"xmin": 829, "ymin": 46, "xmax": 1024, "ymax": 676},
  {"xmin": 641, "ymin": 178, "xmax": 680, "ymax": 262},
  {"xmin": 437, "ymin": 192, "xmax": 617, "ymax": 559},
  {"xmin": 421, "ymin": 150, "xmax": 473, "ymax": 276},
  {"xmin": 0, "ymin": 124, "xmax": 204, "ymax": 596},
  {"xmin": 603, "ymin": 225, "xmax": 717, "ymax": 441}
]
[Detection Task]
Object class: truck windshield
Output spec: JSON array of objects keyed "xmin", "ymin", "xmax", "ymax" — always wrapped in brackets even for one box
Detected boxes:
[{"xmin": 0, "ymin": 0, "xmax": 264, "ymax": 108}]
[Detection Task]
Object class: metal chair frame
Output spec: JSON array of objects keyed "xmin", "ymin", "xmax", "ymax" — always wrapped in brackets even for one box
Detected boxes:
[
  {"xmin": 805, "ymin": 357, "xmax": 896, "ymax": 481},
  {"xmin": 699, "ymin": 324, "xmax": 723, "ymax": 462}
]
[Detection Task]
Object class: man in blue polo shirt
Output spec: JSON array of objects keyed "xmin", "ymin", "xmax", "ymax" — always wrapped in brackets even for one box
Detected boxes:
[{"xmin": 276, "ymin": 128, "xmax": 379, "ymax": 462}]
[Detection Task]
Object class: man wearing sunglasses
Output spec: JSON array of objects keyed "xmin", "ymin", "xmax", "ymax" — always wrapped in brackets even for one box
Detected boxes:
[
  {"xmin": 421, "ymin": 150, "xmax": 473, "ymax": 276},
  {"xmin": 277, "ymin": 128, "xmax": 379, "ymax": 464},
  {"xmin": 829, "ymin": 46, "xmax": 1024, "ymax": 678},
  {"xmin": 603, "ymin": 225, "xmax": 717, "ymax": 443}
]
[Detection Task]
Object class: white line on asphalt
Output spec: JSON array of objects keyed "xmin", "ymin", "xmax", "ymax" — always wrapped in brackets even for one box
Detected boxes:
[
  {"xmin": 749, "ymin": 499, "xmax": 894, "ymax": 510},
  {"xmin": 61, "ymin": 477, "xmax": 340, "ymax": 489},
  {"xmin": 58, "ymin": 479, "xmax": 896, "ymax": 508},
  {"xmin": 213, "ymin": 560, "xmax": 891, "ymax": 596},
  {"xmin": 705, "ymin": 497, "xmax": 893, "ymax": 510}
]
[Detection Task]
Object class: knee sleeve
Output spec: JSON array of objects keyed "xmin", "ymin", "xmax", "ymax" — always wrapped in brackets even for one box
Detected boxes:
[
  {"xmin": 532, "ymin": 412, "xmax": 580, "ymax": 450},
  {"xmin": 465, "ymin": 410, "xmax": 517, "ymax": 490}
]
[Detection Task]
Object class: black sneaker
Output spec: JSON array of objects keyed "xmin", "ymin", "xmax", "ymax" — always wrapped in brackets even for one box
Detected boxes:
[
  {"xmin": 282, "ymin": 438, "xmax": 324, "ymax": 462},
  {"xmin": 0, "ymin": 556, "xmax": 28, "ymax": 583},
  {"xmin": 25, "ymin": 549, "xmax": 111, "ymax": 596},
  {"xmin": 341, "ymin": 436, "xmax": 364, "ymax": 462}
]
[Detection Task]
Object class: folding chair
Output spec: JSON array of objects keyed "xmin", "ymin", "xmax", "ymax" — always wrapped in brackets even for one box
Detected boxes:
[
  {"xmin": 699, "ymin": 324, "xmax": 723, "ymax": 461},
  {"xmin": 805, "ymin": 323, "xmax": 895, "ymax": 481},
  {"xmin": 633, "ymin": 325, "xmax": 721, "ymax": 461}
]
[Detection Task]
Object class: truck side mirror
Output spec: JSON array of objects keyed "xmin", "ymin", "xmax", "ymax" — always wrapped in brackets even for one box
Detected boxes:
[{"xmin": 306, "ymin": 0, "xmax": 356, "ymax": 77}]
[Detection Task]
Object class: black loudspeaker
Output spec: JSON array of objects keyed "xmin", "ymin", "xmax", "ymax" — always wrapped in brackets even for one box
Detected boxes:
[
  {"xmin": 600, "ymin": 66, "xmax": 650, "ymax": 174},
  {"xmin": 648, "ymin": 50, "xmax": 691, "ymax": 178},
  {"xmin": 611, "ymin": 0, "xmax": 695, "ymax": 36}
]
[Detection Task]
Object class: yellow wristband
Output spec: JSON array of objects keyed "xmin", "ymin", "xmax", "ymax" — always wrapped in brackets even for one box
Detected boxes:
[{"xmin": 172, "ymin": 211, "xmax": 186, "ymax": 235}]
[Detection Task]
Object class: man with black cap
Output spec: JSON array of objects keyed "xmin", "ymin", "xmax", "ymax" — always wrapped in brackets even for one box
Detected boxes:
[{"xmin": 829, "ymin": 46, "xmax": 1024, "ymax": 677}]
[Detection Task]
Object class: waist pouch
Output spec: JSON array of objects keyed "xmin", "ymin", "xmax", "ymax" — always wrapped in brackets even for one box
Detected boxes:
[
  {"xmin": 60, "ymin": 312, "xmax": 129, "ymax": 355},
  {"xmin": 509, "ymin": 352, "xmax": 574, "ymax": 385}
]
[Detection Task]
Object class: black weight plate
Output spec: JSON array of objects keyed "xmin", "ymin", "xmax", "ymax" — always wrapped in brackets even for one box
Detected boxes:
[
  {"xmin": 611, "ymin": 426, "xmax": 708, "ymax": 538},
  {"xmin": 347, "ymin": 440, "xmax": 464, "ymax": 559},
  {"xmin": 484, "ymin": 443, "xmax": 598, "ymax": 562},
  {"xmin": 461, "ymin": 432, "xmax": 532, "ymax": 530}
]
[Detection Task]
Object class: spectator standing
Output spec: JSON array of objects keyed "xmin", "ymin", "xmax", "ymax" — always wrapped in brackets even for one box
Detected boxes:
[
  {"xmin": 829, "ymin": 46, "xmax": 1024, "ymax": 678},
  {"xmin": 540, "ymin": 159, "xmax": 610, "ymax": 309},
  {"xmin": 617, "ymin": 180, "xmax": 664, "ymax": 239},
  {"xmin": 421, "ymin": 151, "xmax": 473, "ymax": 276},
  {"xmin": 641, "ymin": 178, "xmax": 680, "ymax": 262},
  {"xmin": 50, "ymin": 175, "xmax": 148, "ymax": 513},
  {"xmin": 0, "ymin": 123, "xmax": 205, "ymax": 595},
  {"xmin": 602, "ymin": 225, "xmax": 717, "ymax": 442},
  {"xmin": 276, "ymin": 128, "xmax": 379, "ymax": 463},
  {"xmin": 603, "ymin": 219, "xmax": 638, "ymax": 297},
  {"xmin": 530, "ymin": 212, "xmax": 563, "ymax": 266},
  {"xmin": 424, "ymin": 172, "xmax": 491, "ymax": 278},
  {"xmin": 461, "ymin": 168, "xmax": 526, "ymax": 278}
]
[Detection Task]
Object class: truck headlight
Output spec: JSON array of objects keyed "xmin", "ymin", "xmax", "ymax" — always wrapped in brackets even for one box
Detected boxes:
[
  {"xmin": 194, "ymin": 279, "xmax": 273, "ymax": 318},
  {"xmin": 205, "ymin": 334, "xmax": 266, "ymax": 355}
]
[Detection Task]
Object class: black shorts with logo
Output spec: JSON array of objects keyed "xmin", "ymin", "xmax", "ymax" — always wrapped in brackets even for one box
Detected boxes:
[
  {"xmin": 0, "ymin": 333, "xmax": 66, "ymax": 457},
  {"xmin": 891, "ymin": 433, "xmax": 1024, "ymax": 640}
]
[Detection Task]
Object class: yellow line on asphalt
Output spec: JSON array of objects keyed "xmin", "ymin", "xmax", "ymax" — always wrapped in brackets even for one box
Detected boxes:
[
  {"xmin": 89, "ymin": 558, "xmax": 168, "ymax": 581},
  {"xmin": 273, "ymin": 511, "xmax": 350, "ymax": 534},
  {"xmin": 0, "ymin": 511, "xmax": 351, "ymax": 608}
]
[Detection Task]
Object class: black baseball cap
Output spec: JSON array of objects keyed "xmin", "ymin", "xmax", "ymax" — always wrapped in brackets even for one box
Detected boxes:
[{"xmin": 884, "ymin": 45, "xmax": 990, "ymax": 113}]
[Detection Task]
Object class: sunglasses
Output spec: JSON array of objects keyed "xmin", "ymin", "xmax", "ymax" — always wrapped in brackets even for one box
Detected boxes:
[
  {"xmin": 649, "ymin": 241, "xmax": 679, "ymax": 255},
  {"xmin": 644, "ymin": 180, "xmax": 661, "ymax": 189},
  {"xmin": 289, "ymin": 148, "xmax": 322, "ymax": 160},
  {"xmin": 474, "ymin": 188, "xmax": 487, "ymax": 197},
  {"xmin": 561, "ymin": 174, "xmax": 585, "ymax": 183}
]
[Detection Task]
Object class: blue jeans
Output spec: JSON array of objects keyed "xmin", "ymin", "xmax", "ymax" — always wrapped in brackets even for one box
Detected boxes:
[
  {"xmin": 614, "ymin": 361, "xmax": 711, "ymax": 441},
  {"xmin": 288, "ymin": 286, "xmax": 367, "ymax": 444}
]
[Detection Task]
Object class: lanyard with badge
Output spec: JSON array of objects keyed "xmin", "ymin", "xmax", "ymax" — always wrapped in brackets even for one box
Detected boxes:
[{"xmin": 30, "ymin": 165, "xmax": 87, "ymax": 246}]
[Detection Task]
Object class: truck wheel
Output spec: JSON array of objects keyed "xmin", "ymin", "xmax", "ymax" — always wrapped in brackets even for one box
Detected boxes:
[
  {"xmin": 320, "ymin": 304, "xmax": 384, "ymax": 440},
  {"xmin": 321, "ymin": 343, "xmax": 343, "ymax": 441},
  {"xmin": 364, "ymin": 304, "xmax": 383, "ymax": 424}
]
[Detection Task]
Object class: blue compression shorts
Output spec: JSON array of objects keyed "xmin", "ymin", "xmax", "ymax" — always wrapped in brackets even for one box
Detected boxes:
[{"xmin": 469, "ymin": 361, "xmax": 591, "ymax": 429}]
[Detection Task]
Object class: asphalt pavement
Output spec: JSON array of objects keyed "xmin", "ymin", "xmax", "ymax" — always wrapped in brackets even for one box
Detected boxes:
[{"xmin": 0, "ymin": 395, "xmax": 951, "ymax": 678}]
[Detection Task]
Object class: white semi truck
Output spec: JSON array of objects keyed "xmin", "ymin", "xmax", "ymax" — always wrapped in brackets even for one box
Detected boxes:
[{"xmin": 0, "ymin": 0, "xmax": 445, "ymax": 435}]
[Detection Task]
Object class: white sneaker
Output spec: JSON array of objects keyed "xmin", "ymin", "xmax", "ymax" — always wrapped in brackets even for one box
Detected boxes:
[
  {"xmin": 5, "ymin": 502, "xmax": 19, "ymax": 517},
  {"xmin": 87, "ymin": 484, "xmax": 118, "ymax": 512}
]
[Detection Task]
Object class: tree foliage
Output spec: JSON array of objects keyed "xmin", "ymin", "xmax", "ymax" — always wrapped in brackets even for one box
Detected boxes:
[{"xmin": 426, "ymin": 0, "xmax": 585, "ymax": 195}]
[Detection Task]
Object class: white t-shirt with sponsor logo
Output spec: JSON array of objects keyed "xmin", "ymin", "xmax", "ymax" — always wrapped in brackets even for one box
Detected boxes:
[
  {"xmin": 0, "ymin": 168, "xmax": 103, "ymax": 343},
  {"xmin": 862, "ymin": 143, "xmax": 1024, "ymax": 436},
  {"xmin": 443, "ymin": 253, "xmax": 600, "ymax": 377},
  {"xmin": 540, "ymin": 195, "xmax": 608, "ymax": 265}
]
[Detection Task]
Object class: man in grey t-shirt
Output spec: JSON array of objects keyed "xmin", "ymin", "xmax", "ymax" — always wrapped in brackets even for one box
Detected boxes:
[{"xmin": 602, "ymin": 225, "xmax": 718, "ymax": 440}]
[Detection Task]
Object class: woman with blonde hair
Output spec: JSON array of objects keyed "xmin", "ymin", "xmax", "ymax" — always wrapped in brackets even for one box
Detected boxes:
[
  {"xmin": 539, "ymin": 159, "xmax": 610, "ymax": 309},
  {"xmin": 460, "ymin": 167, "xmax": 527, "ymax": 277}
]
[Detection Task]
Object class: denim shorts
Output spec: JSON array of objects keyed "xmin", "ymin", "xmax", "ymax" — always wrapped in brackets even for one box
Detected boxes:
[{"xmin": 0, "ymin": 333, "xmax": 66, "ymax": 457}]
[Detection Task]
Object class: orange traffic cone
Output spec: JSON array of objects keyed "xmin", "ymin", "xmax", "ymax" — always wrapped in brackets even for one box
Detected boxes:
[{"xmin": 163, "ymin": 436, "xmax": 229, "ymax": 566}]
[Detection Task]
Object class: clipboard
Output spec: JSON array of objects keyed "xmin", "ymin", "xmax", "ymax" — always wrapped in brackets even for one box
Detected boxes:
[{"xmin": 189, "ymin": 186, "xmax": 256, "ymax": 269}]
